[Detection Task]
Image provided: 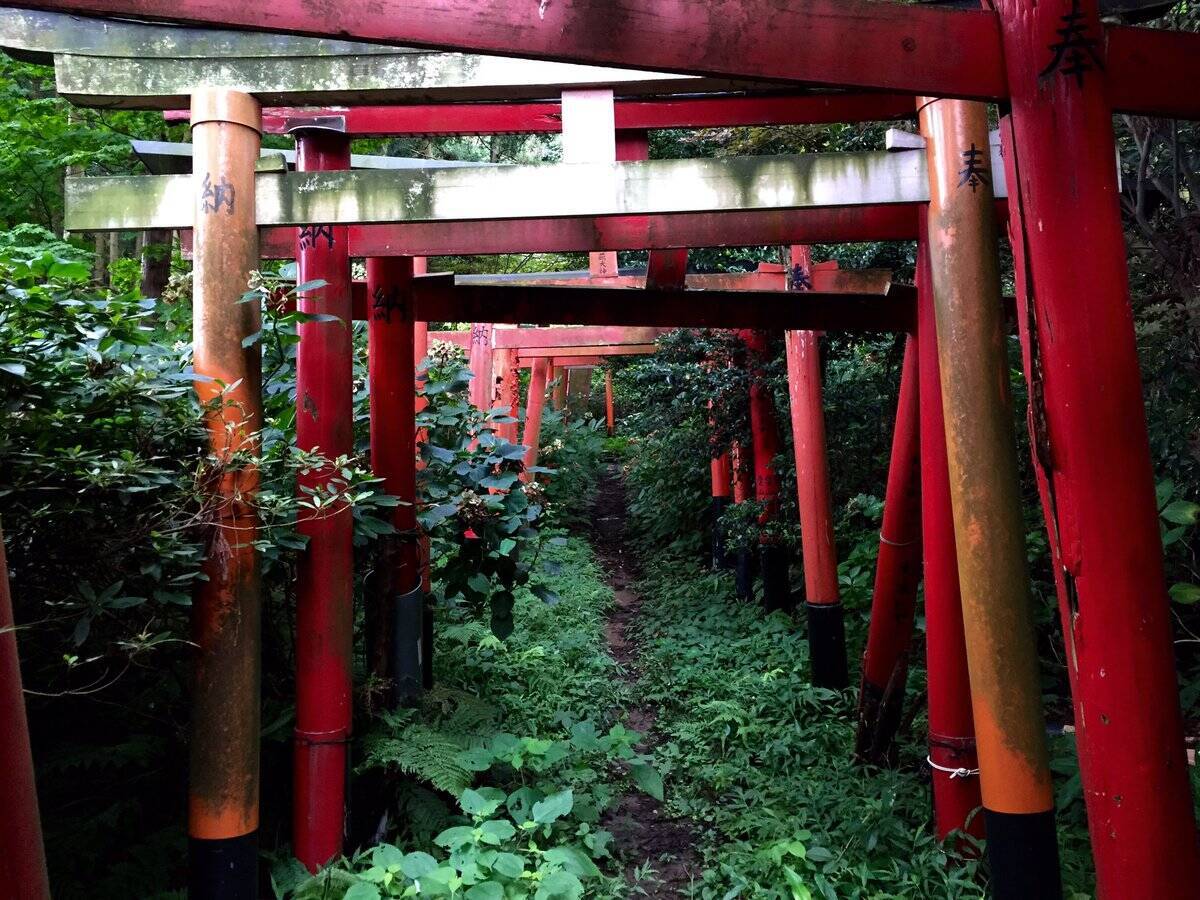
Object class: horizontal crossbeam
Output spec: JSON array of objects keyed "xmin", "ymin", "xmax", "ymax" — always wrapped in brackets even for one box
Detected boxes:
[
  {"xmin": 11, "ymin": 1, "xmax": 1200, "ymax": 117},
  {"xmin": 408, "ymin": 279, "xmax": 917, "ymax": 331},
  {"xmin": 164, "ymin": 93, "xmax": 918, "ymax": 136},
  {"xmin": 65, "ymin": 145, "xmax": 1008, "ymax": 232}
]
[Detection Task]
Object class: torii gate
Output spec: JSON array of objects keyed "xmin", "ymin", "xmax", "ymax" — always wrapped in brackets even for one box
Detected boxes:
[{"xmin": 4, "ymin": 3, "xmax": 1199, "ymax": 898}]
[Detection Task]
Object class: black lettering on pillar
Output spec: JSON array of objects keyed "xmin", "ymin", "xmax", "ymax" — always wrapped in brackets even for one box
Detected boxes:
[
  {"xmin": 200, "ymin": 173, "xmax": 235, "ymax": 215},
  {"xmin": 298, "ymin": 225, "xmax": 335, "ymax": 251}
]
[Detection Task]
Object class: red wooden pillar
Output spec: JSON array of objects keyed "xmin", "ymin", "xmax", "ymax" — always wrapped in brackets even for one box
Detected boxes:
[
  {"xmin": 188, "ymin": 87, "xmax": 263, "ymax": 900},
  {"xmin": 731, "ymin": 437, "xmax": 755, "ymax": 600},
  {"xmin": 468, "ymin": 323, "xmax": 494, "ymax": 413},
  {"xmin": 740, "ymin": 329, "xmax": 791, "ymax": 614},
  {"xmin": 522, "ymin": 357, "xmax": 551, "ymax": 471},
  {"xmin": 0, "ymin": 528, "xmax": 50, "ymax": 900},
  {"xmin": 367, "ymin": 256, "xmax": 422, "ymax": 704},
  {"xmin": 494, "ymin": 346, "xmax": 521, "ymax": 443},
  {"xmin": 550, "ymin": 367, "xmax": 567, "ymax": 411},
  {"xmin": 411, "ymin": 266, "xmax": 433, "ymax": 691},
  {"xmin": 916, "ymin": 219, "xmax": 982, "ymax": 843},
  {"xmin": 855, "ymin": 336, "xmax": 922, "ymax": 762},
  {"xmin": 292, "ymin": 128, "xmax": 354, "ymax": 872},
  {"xmin": 785, "ymin": 245, "xmax": 846, "ymax": 688},
  {"xmin": 996, "ymin": 5, "xmax": 1200, "ymax": 893},
  {"xmin": 709, "ymin": 437, "xmax": 733, "ymax": 570},
  {"xmin": 604, "ymin": 369, "xmax": 615, "ymax": 436}
]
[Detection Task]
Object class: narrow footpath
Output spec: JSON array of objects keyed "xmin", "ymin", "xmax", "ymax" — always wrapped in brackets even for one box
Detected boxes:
[{"xmin": 588, "ymin": 461, "xmax": 703, "ymax": 898}]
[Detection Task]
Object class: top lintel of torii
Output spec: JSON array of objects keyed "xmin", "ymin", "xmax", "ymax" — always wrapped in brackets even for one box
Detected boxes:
[
  {"xmin": 0, "ymin": 7, "xmax": 771, "ymax": 108},
  {"xmin": 0, "ymin": 0, "xmax": 1198, "ymax": 119}
]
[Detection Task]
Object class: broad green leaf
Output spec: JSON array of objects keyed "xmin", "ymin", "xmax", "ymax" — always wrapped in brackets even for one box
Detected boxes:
[
  {"xmin": 489, "ymin": 852, "xmax": 525, "ymax": 879},
  {"xmin": 543, "ymin": 846, "xmax": 601, "ymax": 878},
  {"xmin": 401, "ymin": 851, "xmax": 439, "ymax": 879},
  {"xmin": 434, "ymin": 825, "xmax": 476, "ymax": 850},
  {"xmin": 343, "ymin": 884, "xmax": 382, "ymax": 900},
  {"xmin": 1169, "ymin": 583, "xmax": 1200, "ymax": 605},
  {"xmin": 478, "ymin": 819, "xmax": 516, "ymax": 845},
  {"xmin": 370, "ymin": 843, "xmax": 404, "ymax": 869},
  {"xmin": 460, "ymin": 787, "xmax": 506, "ymax": 817},
  {"xmin": 631, "ymin": 763, "xmax": 664, "ymax": 802},
  {"xmin": 1162, "ymin": 500, "xmax": 1200, "ymax": 526},
  {"xmin": 531, "ymin": 789, "xmax": 573, "ymax": 825},
  {"xmin": 465, "ymin": 883, "xmax": 504, "ymax": 900},
  {"xmin": 533, "ymin": 870, "xmax": 583, "ymax": 900}
]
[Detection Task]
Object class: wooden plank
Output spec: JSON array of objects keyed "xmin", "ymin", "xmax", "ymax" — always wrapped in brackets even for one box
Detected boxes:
[
  {"xmin": 51, "ymin": 49, "xmax": 747, "ymax": 109},
  {"xmin": 13, "ymin": 3, "xmax": 1199, "ymax": 118},
  {"xmin": 9, "ymin": 0, "xmax": 1009, "ymax": 101},
  {"xmin": 65, "ymin": 144, "xmax": 1009, "ymax": 232}
]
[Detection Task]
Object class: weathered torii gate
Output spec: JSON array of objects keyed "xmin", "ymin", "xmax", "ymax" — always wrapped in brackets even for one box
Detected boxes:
[{"xmin": 4, "ymin": 2, "xmax": 1198, "ymax": 898}]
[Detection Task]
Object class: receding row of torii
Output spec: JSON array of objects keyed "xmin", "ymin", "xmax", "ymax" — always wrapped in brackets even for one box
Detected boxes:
[{"xmin": 0, "ymin": 3, "xmax": 1197, "ymax": 899}]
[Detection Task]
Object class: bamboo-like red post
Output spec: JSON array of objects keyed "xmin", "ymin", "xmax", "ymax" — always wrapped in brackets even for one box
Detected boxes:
[
  {"xmin": 996, "ymin": 6, "xmax": 1200, "ymax": 893},
  {"xmin": 604, "ymin": 369, "xmax": 615, "ymax": 435},
  {"xmin": 367, "ymin": 256, "xmax": 422, "ymax": 705},
  {"xmin": 292, "ymin": 128, "xmax": 354, "ymax": 872},
  {"xmin": 468, "ymin": 322, "xmax": 494, "ymax": 412},
  {"xmin": 522, "ymin": 357, "xmax": 551, "ymax": 471},
  {"xmin": 731, "ymin": 437, "xmax": 755, "ymax": 600},
  {"xmin": 0, "ymin": 528, "xmax": 50, "ymax": 900},
  {"xmin": 855, "ymin": 336, "xmax": 921, "ymax": 762},
  {"xmin": 709, "ymin": 446, "xmax": 732, "ymax": 569},
  {"xmin": 916, "ymin": 218, "xmax": 982, "ymax": 844},
  {"xmin": 494, "ymin": 346, "xmax": 521, "ymax": 442},
  {"xmin": 187, "ymin": 87, "xmax": 263, "ymax": 899},
  {"xmin": 550, "ymin": 366, "xmax": 567, "ymax": 411},
  {"xmin": 740, "ymin": 329, "xmax": 791, "ymax": 614},
  {"xmin": 785, "ymin": 245, "xmax": 846, "ymax": 688},
  {"xmin": 921, "ymin": 96, "xmax": 1059, "ymax": 897}
]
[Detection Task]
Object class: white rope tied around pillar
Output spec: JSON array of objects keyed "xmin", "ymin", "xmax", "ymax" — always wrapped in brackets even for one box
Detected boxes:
[
  {"xmin": 879, "ymin": 531, "xmax": 918, "ymax": 548},
  {"xmin": 926, "ymin": 755, "xmax": 980, "ymax": 779}
]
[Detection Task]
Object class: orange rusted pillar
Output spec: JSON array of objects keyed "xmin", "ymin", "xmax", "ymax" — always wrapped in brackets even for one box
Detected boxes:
[
  {"xmin": 785, "ymin": 245, "xmax": 846, "ymax": 688},
  {"xmin": 604, "ymin": 369, "xmax": 615, "ymax": 436},
  {"xmin": 921, "ymin": 97, "xmax": 1059, "ymax": 897},
  {"xmin": 292, "ymin": 128, "xmax": 354, "ymax": 872},
  {"xmin": 188, "ymin": 87, "xmax": 263, "ymax": 900},
  {"xmin": 522, "ymin": 357, "xmax": 551, "ymax": 472},
  {"xmin": 0, "ymin": 527, "xmax": 50, "ymax": 900}
]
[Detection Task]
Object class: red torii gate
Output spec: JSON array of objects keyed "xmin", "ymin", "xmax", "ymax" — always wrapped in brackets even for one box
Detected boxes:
[{"xmin": 8, "ymin": 2, "xmax": 1198, "ymax": 897}]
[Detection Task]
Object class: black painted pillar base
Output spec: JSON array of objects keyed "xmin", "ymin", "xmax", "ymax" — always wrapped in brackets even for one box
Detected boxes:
[
  {"xmin": 734, "ymin": 549, "xmax": 756, "ymax": 601},
  {"xmin": 392, "ymin": 586, "xmax": 425, "ymax": 705},
  {"xmin": 189, "ymin": 832, "xmax": 257, "ymax": 900},
  {"xmin": 710, "ymin": 496, "xmax": 731, "ymax": 569},
  {"xmin": 421, "ymin": 593, "xmax": 434, "ymax": 691},
  {"xmin": 760, "ymin": 544, "xmax": 793, "ymax": 614},
  {"xmin": 984, "ymin": 808, "xmax": 1063, "ymax": 900},
  {"xmin": 806, "ymin": 601, "xmax": 848, "ymax": 688}
]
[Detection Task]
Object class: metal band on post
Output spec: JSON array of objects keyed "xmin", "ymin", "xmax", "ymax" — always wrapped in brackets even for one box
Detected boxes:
[{"xmin": 187, "ymin": 86, "xmax": 263, "ymax": 900}]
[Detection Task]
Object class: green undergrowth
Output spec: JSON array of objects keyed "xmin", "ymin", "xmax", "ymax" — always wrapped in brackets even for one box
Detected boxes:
[
  {"xmin": 631, "ymin": 555, "xmax": 1094, "ymax": 900},
  {"xmin": 276, "ymin": 535, "xmax": 661, "ymax": 900}
]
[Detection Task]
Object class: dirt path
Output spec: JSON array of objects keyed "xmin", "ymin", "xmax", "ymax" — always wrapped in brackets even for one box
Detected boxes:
[{"xmin": 589, "ymin": 462, "xmax": 703, "ymax": 898}]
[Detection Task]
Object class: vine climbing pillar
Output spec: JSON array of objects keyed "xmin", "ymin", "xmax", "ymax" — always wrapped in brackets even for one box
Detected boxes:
[
  {"xmin": 995, "ymin": 5, "xmax": 1200, "ymax": 894},
  {"xmin": 494, "ymin": 346, "xmax": 521, "ymax": 443},
  {"xmin": 855, "ymin": 336, "xmax": 921, "ymax": 762},
  {"xmin": 0, "ymin": 528, "xmax": 50, "ymax": 900},
  {"xmin": 367, "ymin": 256, "xmax": 422, "ymax": 705},
  {"xmin": 915, "ymin": 218, "xmax": 982, "ymax": 844},
  {"xmin": 292, "ymin": 127, "xmax": 354, "ymax": 873},
  {"xmin": 740, "ymin": 329, "xmax": 791, "ymax": 614},
  {"xmin": 604, "ymin": 369, "xmax": 615, "ymax": 436},
  {"xmin": 785, "ymin": 245, "xmax": 846, "ymax": 689},
  {"xmin": 731, "ymin": 438, "xmax": 755, "ymax": 601},
  {"xmin": 522, "ymin": 357, "xmax": 551, "ymax": 472},
  {"xmin": 920, "ymin": 96, "xmax": 1059, "ymax": 898},
  {"xmin": 187, "ymin": 86, "xmax": 262, "ymax": 900},
  {"xmin": 551, "ymin": 367, "xmax": 567, "ymax": 412}
]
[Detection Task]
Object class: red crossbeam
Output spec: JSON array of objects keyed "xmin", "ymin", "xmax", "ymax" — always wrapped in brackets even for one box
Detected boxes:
[
  {"xmin": 17, "ymin": 2, "xmax": 1200, "ymax": 117},
  {"xmin": 409, "ymin": 281, "xmax": 916, "ymax": 331},
  {"xmin": 163, "ymin": 93, "xmax": 916, "ymax": 135},
  {"xmin": 180, "ymin": 206, "xmax": 932, "ymax": 260}
]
